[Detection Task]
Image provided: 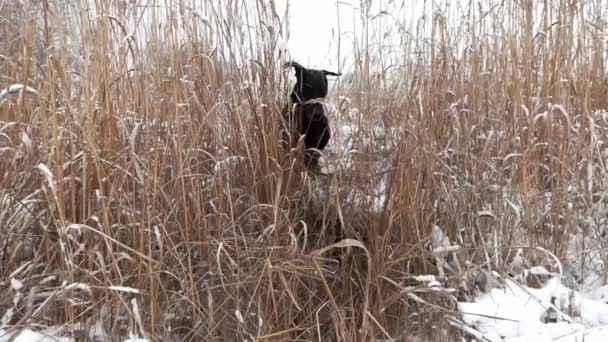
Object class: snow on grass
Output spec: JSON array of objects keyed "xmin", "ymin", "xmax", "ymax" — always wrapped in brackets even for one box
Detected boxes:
[
  {"xmin": 0, "ymin": 328, "xmax": 73, "ymax": 342},
  {"xmin": 459, "ymin": 277, "xmax": 608, "ymax": 341},
  {"xmin": 0, "ymin": 328, "xmax": 149, "ymax": 342},
  {"xmin": 0, "ymin": 84, "xmax": 39, "ymax": 105},
  {"xmin": 316, "ymin": 104, "xmax": 395, "ymax": 213}
]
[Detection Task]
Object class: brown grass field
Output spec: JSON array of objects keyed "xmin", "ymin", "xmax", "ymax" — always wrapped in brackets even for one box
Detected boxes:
[{"xmin": 2, "ymin": 0, "xmax": 608, "ymax": 341}]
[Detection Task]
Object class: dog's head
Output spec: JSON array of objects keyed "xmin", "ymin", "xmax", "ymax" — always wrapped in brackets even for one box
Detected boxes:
[{"xmin": 284, "ymin": 61, "xmax": 341, "ymax": 103}]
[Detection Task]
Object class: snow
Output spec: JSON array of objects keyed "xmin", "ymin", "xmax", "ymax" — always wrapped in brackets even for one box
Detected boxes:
[
  {"xmin": 0, "ymin": 84, "xmax": 39, "ymax": 104},
  {"xmin": 0, "ymin": 326, "xmax": 150, "ymax": 342},
  {"xmin": 9, "ymin": 278, "xmax": 23, "ymax": 291},
  {"xmin": 89, "ymin": 319, "xmax": 110, "ymax": 342},
  {"xmin": 458, "ymin": 277, "xmax": 608, "ymax": 341},
  {"xmin": 123, "ymin": 336, "xmax": 149, "ymax": 342},
  {"xmin": 415, "ymin": 275, "xmax": 438, "ymax": 283},
  {"xmin": 0, "ymin": 329, "xmax": 73, "ymax": 342},
  {"xmin": 107, "ymin": 286, "xmax": 140, "ymax": 294}
]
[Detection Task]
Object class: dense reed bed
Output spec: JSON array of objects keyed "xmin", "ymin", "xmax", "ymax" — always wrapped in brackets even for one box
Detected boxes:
[{"xmin": 2, "ymin": 0, "xmax": 608, "ymax": 340}]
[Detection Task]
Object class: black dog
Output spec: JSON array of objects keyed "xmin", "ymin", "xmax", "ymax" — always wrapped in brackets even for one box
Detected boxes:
[
  {"xmin": 283, "ymin": 102, "xmax": 331, "ymax": 168},
  {"xmin": 285, "ymin": 61, "xmax": 341, "ymax": 103},
  {"xmin": 282, "ymin": 62, "xmax": 340, "ymax": 169}
]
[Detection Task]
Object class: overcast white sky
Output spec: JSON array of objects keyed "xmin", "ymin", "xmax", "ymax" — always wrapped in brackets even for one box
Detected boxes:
[
  {"xmin": 274, "ymin": 0, "xmax": 428, "ymax": 72},
  {"xmin": 75, "ymin": 0, "xmax": 433, "ymax": 76},
  {"xmin": 275, "ymin": 0, "xmax": 358, "ymax": 70}
]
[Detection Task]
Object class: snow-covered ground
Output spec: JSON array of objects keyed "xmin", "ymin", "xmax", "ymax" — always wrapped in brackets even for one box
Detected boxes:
[
  {"xmin": 459, "ymin": 277, "xmax": 608, "ymax": 341},
  {"xmin": 0, "ymin": 329, "xmax": 73, "ymax": 342},
  {"xmin": 0, "ymin": 329, "xmax": 148, "ymax": 342}
]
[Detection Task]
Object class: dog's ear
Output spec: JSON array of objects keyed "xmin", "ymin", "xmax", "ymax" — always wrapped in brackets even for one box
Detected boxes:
[
  {"xmin": 284, "ymin": 61, "xmax": 305, "ymax": 72},
  {"xmin": 322, "ymin": 70, "xmax": 341, "ymax": 77}
]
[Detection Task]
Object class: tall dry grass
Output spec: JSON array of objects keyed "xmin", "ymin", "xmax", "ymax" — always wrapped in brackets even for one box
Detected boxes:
[{"xmin": 2, "ymin": 0, "xmax": 608, "ymax": 341}]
